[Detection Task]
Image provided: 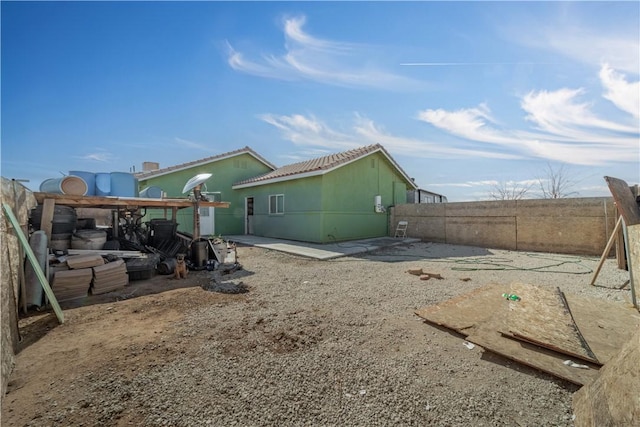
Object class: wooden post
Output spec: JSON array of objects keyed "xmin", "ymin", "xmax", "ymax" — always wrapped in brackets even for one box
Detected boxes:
[
  {"xmin": 590, "ymin": 216, "xmax": 623, "ymax": 286},
  {"xmin": 40, "ymin": 198, "xmax": 55, "ymax": 241},
  {"xmin": 2, "ymin": 203, "xmax": 64, "ymax": 323},
  {"xmin": 616, "ymin": 212, "xmax": 627, "ymax": 270},
  {"xmin": 624, "ymin": 223, "xmax": 639, "ymax": 310}
]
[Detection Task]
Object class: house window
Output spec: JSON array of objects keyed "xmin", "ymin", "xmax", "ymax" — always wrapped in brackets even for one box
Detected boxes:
[
  {"xmin": 199, "ymin": 207, "xmax": 210, "ymax": 216},
  {"xmin": 234, "ymin": 159, "xmax": 248, "ymax": 169},
  {"xmin": 269, "ymin": 194, "xmax": 284, "ymax": 215}
]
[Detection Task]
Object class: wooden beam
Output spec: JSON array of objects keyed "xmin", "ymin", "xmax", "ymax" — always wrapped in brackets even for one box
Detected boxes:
[
  {"xmin": 591, "ymin": 216, "xmax": 623, "ymax": 286},
  {"xmin": 625, "ymin": 223, "xmax": 639, "ymax": 310},
  {"xmin": 2, "ymin": 203, "xmax": 64, "ymax": 324},
  {"xmin": 40, "ymin": 198, "xmax": 55, "ymax": 241},
  {"xmin": 33, "ymin": 192, "xmax": 229, "ymax": 209},
  {"xmin": 66, "ymin": 249, "xmax": 147, "ymax": 258}
]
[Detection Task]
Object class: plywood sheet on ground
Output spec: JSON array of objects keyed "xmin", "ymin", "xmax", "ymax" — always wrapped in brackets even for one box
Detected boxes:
[
  {"xmin": 564, "ymin": 292, "xmax": 640, "ymax": 364},
  {"xmin": 468, "ymin": 321, "xmax": 600, "ymax": 386},
  {"xmin": 500, "ymin": 283, "xmax": 598, "ymax": 364},
  {"xmin": 415, "ymin": 284, "xmax": 640, "ymax": 386},
  {"xmin": 414, "ymin": 283, "xmax": 508, "ymax": 334},
  {"xmin": 572, "ymin": 330, "xmax": 640, "ymax": 427}
]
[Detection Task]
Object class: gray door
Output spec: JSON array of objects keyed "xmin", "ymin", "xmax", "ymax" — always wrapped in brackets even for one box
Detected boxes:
[{"xmin": 245, "ymin": 197, "xmax": 254, "ymax": 235}]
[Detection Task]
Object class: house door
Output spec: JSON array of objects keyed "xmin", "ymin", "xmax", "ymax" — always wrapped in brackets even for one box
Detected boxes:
[
  {"xmin": 245, "ymin": 197, "xmax": 254, "ymax": 235},
  {"xmin": 199, "ymin": 207, "xmax": 215, "ymax": 237}
]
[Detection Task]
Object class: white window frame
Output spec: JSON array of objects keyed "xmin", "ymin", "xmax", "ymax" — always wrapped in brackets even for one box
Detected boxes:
[{"xmin": 269, "ymin": 194, "xmax": 284, "ymax": 215}]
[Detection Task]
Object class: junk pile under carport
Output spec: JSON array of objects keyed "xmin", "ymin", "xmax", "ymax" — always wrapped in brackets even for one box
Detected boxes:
[{"xmin": 18, "ymin": 190, "xmax": 231, "ymax": 311}]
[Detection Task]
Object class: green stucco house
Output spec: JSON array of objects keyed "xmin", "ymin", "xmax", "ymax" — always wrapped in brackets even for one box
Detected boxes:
[
  {"xmin": 135, "ymin": 144, "xmax": 418, "ymax": 243},
  {"xmin": 135, "ymin": 147, "xmax": 275, "ymax": 237},
  {"xmin": 232, "ymin": 144, "xmax": 418, "ymax": 243}
]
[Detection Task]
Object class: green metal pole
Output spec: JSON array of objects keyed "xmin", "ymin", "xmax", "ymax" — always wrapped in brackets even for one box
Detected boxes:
[{"xmin": 2, "ymin": 202, "xmax": 64, "ymax": 323}]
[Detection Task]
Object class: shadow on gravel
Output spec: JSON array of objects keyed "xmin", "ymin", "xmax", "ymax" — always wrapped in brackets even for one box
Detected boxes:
[
  {"xmin": 352, "ymin": 242, "xmax": 495, "ymax": 262},
  {"xmin": 479, "ymin": 351, "xmax": 581, "ymax": 391}
]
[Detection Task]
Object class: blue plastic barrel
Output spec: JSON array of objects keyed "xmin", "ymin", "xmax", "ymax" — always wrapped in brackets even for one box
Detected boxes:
[
  {"xmin": 69, "ymin": 171, "xmax": 96, "ymax": 196},
  {"xmin": 39, "ymin": 176, "xmax": 88, "ymax": 196},
  {"xmin": 110, "ymin": 172, "xmax": 139, "ymax": 197},
  {"xmin": 139, "ymin": 186, "xmax": 163, "ymax": 198},
  {"xmin": 95, "ymin": 173, "xmax": 111, "ymax": 196}
]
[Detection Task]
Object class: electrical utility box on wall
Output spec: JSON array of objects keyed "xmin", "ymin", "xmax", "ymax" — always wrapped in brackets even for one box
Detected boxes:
[{"xmin": 374, "ymin": 195, "xmax": 385, "ymax": 213}]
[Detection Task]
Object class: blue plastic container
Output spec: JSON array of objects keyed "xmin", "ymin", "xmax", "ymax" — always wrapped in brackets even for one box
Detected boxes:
[
  {"xmin": 39, "ymin": 176, "xmax": 88, "ymax": 196},
  {"xmin": 139, "ymin": 186, "xmax": 163, "ymax": 198},
  {"xmin": 110, "ymin": 172, "xmax": 139, "ymax": 197},
  {"xmin": 95, "ymin": 173, "xmax": 111, "ymax": 196},
  {"xmin": 69, "ymin": 171, "xmax": 96, "ymax": 196}
]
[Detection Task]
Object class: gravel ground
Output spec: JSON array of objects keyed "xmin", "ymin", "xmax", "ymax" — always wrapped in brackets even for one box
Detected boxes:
[{"xmin": 2, "ymin": 241, "xmax": 633, "ymax": 426}]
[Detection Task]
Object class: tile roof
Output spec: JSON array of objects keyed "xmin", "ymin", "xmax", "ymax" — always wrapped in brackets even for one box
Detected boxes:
[
  {"xmin": 233, "ymin": 144, "xmax": 418, "ymax": 189},
  {"xmin": 134, "ymin": 146, "xmax": 276, "ymax": 180}
]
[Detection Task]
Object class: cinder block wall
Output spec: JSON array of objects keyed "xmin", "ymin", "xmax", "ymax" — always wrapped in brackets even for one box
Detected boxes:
[{"xmin": 391, "ymin": 197, "xmax": 617, "ymax": 255}]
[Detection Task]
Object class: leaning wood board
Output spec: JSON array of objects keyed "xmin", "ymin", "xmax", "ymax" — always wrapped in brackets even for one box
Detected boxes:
[
  {"xmin": 572, "ymin": 330, "xmax": 640, "ymax": 426},
  {"xmin": 626, "ymin": 223, "xmax": 640, "ymax": 309},
  {"xmin": 605, "ymin": 176, "xmax": 640, "ymax": 226}
]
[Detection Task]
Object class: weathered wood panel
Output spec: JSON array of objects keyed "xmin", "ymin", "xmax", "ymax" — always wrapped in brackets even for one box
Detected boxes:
[
  {"xmin": 415, "ymin": 284, "xmax": 639, "ymax": 386},
  {"xmin": 572, "ymin": 330, "xmax": 640, "ymax": 427},
  {"xmin": 626, "ymin": 223, "xmax": 640, "ymax": 309},
  {"xmin": 605, "ymin": 176, "xmax": 640, "ymax": 225},
  {"xmin": 502, "ymin": 283, "xmax": 598, "ymax": 364},
  {"xmin": 415, "ymin": 284, "xmax": 601, "ymax": 385},
  {"xmin": 564, "ymin": 292, "xmax": 640, "ymax": 362}
]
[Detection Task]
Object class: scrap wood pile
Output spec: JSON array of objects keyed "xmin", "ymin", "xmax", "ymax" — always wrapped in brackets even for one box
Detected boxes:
[
  {"xmin": 50, "ymin": 254, "xmax": 130, "ymax": 302},
  {"xmin": 415, "ymin": 283, "xmax": 640, "ymax": 386}
]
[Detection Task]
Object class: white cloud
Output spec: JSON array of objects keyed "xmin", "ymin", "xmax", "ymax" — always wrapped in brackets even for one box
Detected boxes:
[
  {"xmin": 509, "ymin": 7, "xmax": 640, "ymax": 75},
  {"xmin": 77, "ymin": 151, "xmax": 113, "ymax": 162},
  {"xmin": 416, "ymin": 65, "xmax": 639, "ymax": 166},
  {"xmin": 226, "ymin": 15, "xmax": 422, "ymax": 90},
  {"xmin": 521, "ymin": 87, "xmax": 637, "ymax": 135},
  {"xmin": 174, "ymin": 137, "xmax": 212, "ymax": 151},
  {"xmin": 259, "ymin": 112, "xmax": 521, "ymax": 161},
  {"xmin": 600, "ymin": 63, "xmax": 640, "ymax": 119},
  {"xmin": 428, "ymin": 180, "xmax": 499, "ymax": 188}
]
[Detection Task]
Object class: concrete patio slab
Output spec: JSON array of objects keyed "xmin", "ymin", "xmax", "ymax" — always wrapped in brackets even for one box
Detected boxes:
[{"xmin": 223, "ymin": 235, "xmax": 420, "ymax": 260}]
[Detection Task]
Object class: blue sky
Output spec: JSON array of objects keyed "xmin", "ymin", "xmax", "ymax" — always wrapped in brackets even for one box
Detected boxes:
[{"xmin": 2, "ymin": 1, "xmax": 638, "ymax": 201}]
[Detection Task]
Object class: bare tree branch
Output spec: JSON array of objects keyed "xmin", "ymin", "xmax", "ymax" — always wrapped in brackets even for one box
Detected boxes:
[
  {"xmin": 488, "ymin": 180, "xmax": 533, "ymax": 200},
  {"xmin": 537, "ymin": 163, "xmax": 579, "ymax": 199}
]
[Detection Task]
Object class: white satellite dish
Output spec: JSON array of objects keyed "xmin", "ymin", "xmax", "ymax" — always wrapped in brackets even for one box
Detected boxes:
[{"xmin": 182, "ymin": 173, "xmax": 212, "ymax": 194}]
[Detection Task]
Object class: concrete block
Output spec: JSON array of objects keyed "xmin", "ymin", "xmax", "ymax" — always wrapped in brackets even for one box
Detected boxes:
[
  {"xmin": 413, "ymin": 217, "xmax": 446, "ymax": 242},
  {"xmin": 446, "ymin": 200, "xmax": 517, "ymax": 217},
  {"xmin": 517, "ymin": 197, "xmax": 615, "ymax": 218},
  {"xmin": 446, "ymin": 217, "xmax": 517, "ymax": 250},
  {"xmin": 517, "ymin": 216, "xmax": 608, "ymax": 255}
]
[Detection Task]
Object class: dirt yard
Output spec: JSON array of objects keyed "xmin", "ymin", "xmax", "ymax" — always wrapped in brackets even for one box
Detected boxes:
[{"xmin": 1, "ymin": 242, "xmax": 633, "ymax": 426}]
